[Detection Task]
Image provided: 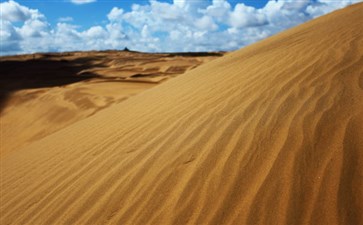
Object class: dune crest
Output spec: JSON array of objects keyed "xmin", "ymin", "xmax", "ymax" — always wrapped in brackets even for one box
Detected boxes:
[{"xmin": 1, "ymin": 3, "xmax": 363, "ymax": 225}]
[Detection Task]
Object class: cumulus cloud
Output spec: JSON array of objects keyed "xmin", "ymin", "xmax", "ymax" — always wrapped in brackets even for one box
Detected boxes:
[
  {"xmin": 0, "ymin": 0, "xmax": 361, "ymax": 55},
  {"xmin": 0, "ymin": 20, "xmax": 22, "ymax": 53},
  {"xmin": 0, "ymin": 0, "xmax": 50, "ymax": 54},
  {"xmin": 195, "ymin": 16, "xmax": 218, "ymax": 31},
  {"xmin": 229, "ymin": 4, "xmax": 268, "ymax": 28},
  {"xmin": 306, "ymin": 0, "xmax": 361, "ymax": 18},
  {"xmin": 203, "ymin": 0, "xmax": 231, "ymax": 21},
  {"xmin": 0, "ymin": 0, "xmax": 32, "ymax": 22},
  {"xmin": 107, "ymin": 7, "xmax": 123, "ymax": 21}
]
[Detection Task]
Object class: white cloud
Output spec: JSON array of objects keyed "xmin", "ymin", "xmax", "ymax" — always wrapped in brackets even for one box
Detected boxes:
[
  {"xmin": 53, "ymin": 23, "xmax": 82, "ymax": 51},
  {"xmin": 70, "ymin": 0, "xmax": 96, "ymax": 5},
  {"xmin": 107, "ymin": 7, "xmax": 123, "ymax": 21},
  {"xmin": 282, "ymin": 0, "xmax": 310, "ymax": 11},
  {"xmin": 0, "ymin": 0, "xmax": 361, "ymax": 55},
  {"xmin": 305, "ymin": 0, "xmax": 359, "ymax": 18},
  {"xmin": 83, "ymin": 26, "xmax": 107, "ymax": 39},
  {"xmin": 195, "ymin": 16, "xmax": 218, "ymax": 31},
  {"xmin": 229, "ymin": 4, "xmax": 268, "ymax": 28},
  {"xmin": 58, "ymin": 16, "xmax": 73, "ymax": 22},
  {"xmin": 0, "ymin": 0, "xmax": 35, "ymax": 22},
  {"xmin": 18, "ymin": 19, "xmax": 50, "ymax": 38},
  {"xmin": 0, "ymin": 0, "xmax": 50, "ymax": 54},
  {"xmin": 106, "ymin": 23, "xmax": 127, "ymax": 41},
  {"xmin": 203, "ymin": 0, "xmax": 231, "ymax": 22},
  {"xmin": 0, "ymin": 20, "xmax": 22, "ymax": 53}
]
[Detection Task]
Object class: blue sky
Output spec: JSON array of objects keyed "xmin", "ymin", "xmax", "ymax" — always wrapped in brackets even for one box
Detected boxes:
[
  {"xmin": 0, "ymin": 0, "xmax": 361, "ymax": 55},
  {"xmin": 6, "ymin": 0, "xmax": 269, "ymax": 28},
  {"xmin": 12, "ymin": 1, "xmax": 133, "ymax": 28}
]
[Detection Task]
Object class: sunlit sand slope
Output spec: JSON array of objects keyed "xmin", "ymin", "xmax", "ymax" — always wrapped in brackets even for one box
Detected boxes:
[{"xmin": 1, "ymin": 3, "xmax": 362, "ymax": 225}]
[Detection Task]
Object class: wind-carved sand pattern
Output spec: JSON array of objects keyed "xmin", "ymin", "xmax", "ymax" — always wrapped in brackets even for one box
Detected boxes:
[
  {"xmin": 1, "ymin": 3, "xmax": 363, "ymax": 225},
  {"xmin": 0, "ymin": 51, "xmax": 222, "ymax": 155}
]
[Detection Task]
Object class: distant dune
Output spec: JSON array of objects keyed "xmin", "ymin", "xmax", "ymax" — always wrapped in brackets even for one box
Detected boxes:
[
  {"xmin": 0, "ymin": 51, "xmax": 222, "ymax": 155},
  {"xmin": 1, "ymin": 3, "xmax": 362, "ymax": 225}
]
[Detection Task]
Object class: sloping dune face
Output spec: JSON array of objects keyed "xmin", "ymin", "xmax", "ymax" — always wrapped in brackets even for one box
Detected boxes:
[{"xmin": 1, "ymin": 3, "xmax": 363, "ymax": 225}]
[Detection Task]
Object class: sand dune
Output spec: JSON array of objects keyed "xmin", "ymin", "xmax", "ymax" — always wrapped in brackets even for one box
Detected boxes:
[
  {"xmin": 1, "ymin": 3, "xmax": 363, "ymax": 225},
  {"xmin": 0, "ymin": 51, "xmax": 222, "ymax": 155}
]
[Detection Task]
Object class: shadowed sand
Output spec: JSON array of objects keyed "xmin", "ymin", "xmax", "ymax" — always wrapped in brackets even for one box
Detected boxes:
[
  {"xmin": 1, "ymin": 3, "xmax": 363, "ymax": 225},
  {"xmin": 0, "ymin": 51, "xmax": 222, "ymax": 155}
]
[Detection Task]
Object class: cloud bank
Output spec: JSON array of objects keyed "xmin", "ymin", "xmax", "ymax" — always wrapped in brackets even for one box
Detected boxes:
[{"xmin": 1, "ymin": 0, "xmax": 362, "ymax": 55}]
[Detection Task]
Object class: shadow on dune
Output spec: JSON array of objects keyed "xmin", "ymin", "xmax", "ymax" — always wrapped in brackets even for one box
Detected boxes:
[{"xmin": 0, "ymin": 57, "xmax": 101, "ymax": 113}]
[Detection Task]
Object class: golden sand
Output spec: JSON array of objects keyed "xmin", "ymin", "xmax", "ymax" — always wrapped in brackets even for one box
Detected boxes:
[
  {"xmin": 1, "ymin": 3, "xmax": 362, "ymax": 225},
  {"xmin": 1, "ymin": 51, "xmax": 221, "ymax": 155}
]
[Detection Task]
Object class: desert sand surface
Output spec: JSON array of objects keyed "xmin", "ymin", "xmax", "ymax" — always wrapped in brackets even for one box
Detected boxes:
[
  {"xmin": 0, "ymin": 51, "xmax": 222, "ymax": 155},
  {"xmin": 1, "ymin": 3, "xmax": 363, "ymax": 225}
]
